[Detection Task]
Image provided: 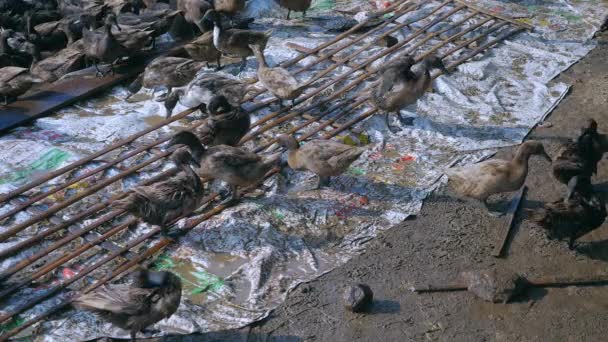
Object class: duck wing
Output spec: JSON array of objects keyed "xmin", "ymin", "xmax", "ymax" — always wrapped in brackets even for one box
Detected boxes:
[
  {"xmin": 446, "ymin": 160, "xmax": 512, "ymax": 199},
  {"xmin": 74, "ymin": 284, "xmax": 155, "ymax": 316},
  {"xmin": 206, "ymin": 146, "xmax": 261, "ymax": 166},
  {"xmin": 226, "ymin": 29, "xmax": 268, "ymax": 48}
]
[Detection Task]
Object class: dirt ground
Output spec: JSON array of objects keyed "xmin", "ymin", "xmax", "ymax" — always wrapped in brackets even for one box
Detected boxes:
[{"xmin": 141, "ymin": 32, "xmax": 608, "ymax": 342}]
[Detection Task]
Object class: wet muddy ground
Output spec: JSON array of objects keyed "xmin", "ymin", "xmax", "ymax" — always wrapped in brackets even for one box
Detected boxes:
[{"xmin": 129, "ymin": 32, "xmax": 608, "ymax": 342}]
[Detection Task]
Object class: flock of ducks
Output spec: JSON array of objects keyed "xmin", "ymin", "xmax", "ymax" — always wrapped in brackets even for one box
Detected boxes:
[
  {"xmin": 0, "ymin": 0, "xmax": 311, "ymax": 103},
  {"xmin": 447, "ymin": 118, "xmax": 607, "ymax": 250},
  {"xmin": 4, "ymin": 1, "xmax": 608, "ymax": 340}
]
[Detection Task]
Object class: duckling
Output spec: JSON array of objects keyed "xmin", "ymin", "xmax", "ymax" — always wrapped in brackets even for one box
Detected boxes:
[
  {"xmin": 81, "ymin": 13, "xmax": 130, "ymax": 76},
  {"xmin": 552, "ymin": 119, "xmax": 605, "ymax": 200},
  {"xmin": 192, "ymin": 95, "xmax": 250, "ymax": 146},
  {"xmin": 203, "ymin": 9, "xmax": 270, "ymax": 72},
  {"xmin": 183, "ymin": 31, "xmax": 222, "ymax": 69},
  {"xmin": 163, "ymin": 72, "xmax": 249, "ymax": 118},
  {"xmin": 177, "ymin": 0, "xmax": 212, "ymax": 33},
  {"xmin": 372, "ymin": 55, "xmax": 448, "ymax": 133},
  {"xmin": 446, "ymin": 141, "xmax": 552, "ymax": 216},
  {"xmin": 73, "ymin": 269, "xmax": 182, "ymax": 342},
  {"xmin": 276, "ymin": 0, "xmax": 311, "ymax": 20},
  {"xmin": 250, "ymin": 43, "xmax": 303, "ymax": 108},
  {"xmin": 112, "ymin": 146, "xmax": 203, "ymax": 234},
  {"xmin": 529, "ymin": 177, "xmax": 606, "ymax": 250},
  {"xmin": 0, "ymin": 66, "xmax": 42, "ymax": 104},
  {"xmin": 127, "ymin": 56, "xmax": 206, "ymax": 95},
  {"xmin": 168, "ymin": 130, "xmax": 278, "ymax": 205},
  {"xmin": 276, "ymin": 134, "xmax": 366, "ymax": 189}
]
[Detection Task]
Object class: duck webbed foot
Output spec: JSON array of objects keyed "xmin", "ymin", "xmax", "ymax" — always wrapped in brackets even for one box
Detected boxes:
[
  {"xmin": 385, "ymin": 112, "xmax": 401, "ymax": 134},
  {"xmin": 316, "ymin": 175, "xmax": 330, "ymax": 189},
  {"xmin": 568, "ymin": 236, "xmax": 577, "ymax": 250},
  {"xmin": 220, "ymin": 184, "xmax": 240, "ymax": 206},
  {"xmin": 566, "ymin": 176, "xmax": 579, "ymax": 201},
  {"xmin": 239, "ymin": 57, "xmax": 248, "ymax": 73},
  {"xmin": 483, "ymin": 200, "xmax": 504, "ymax": 217},
  {"xmin": 397, "ymin": 111, "xmax": 415, "ymax": 126}
]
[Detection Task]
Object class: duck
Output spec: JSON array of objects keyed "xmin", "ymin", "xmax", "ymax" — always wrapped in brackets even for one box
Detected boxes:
[
  {"xmin": 0, "ymin": 29, "xmax": 33, "ymax": 67},
  {"xmin": 163, "ymin": 72, "xmax": 249, "ymax": 118},
  {"xmin": 31, "ymin": 45, "xmax": 85, "ymax": 82},
  {"xmin": 112, "ymin": 146, "xmax": 204, "ymax": 233},
  {"xmin": 177, "ymin": 0, "xmax": 212, "ymax": 33},
  {"xmin": 81, "ymin": 13, "xmax": 130, "ymax": 76},
  {"xmin": 168, "ymin": 11, "xmax": 197, "ymax": 41},
  {"xmin": 73, "ymin": 269, "xmax": 182, "ymax": 342},
  {"xmin": 191, "ymin": 95, "xmax": 251, "ymax": 146},
  {"xmin": 276, "ymin": 134, "xmax": 366, "ymax": 189},
  {"xmin": 168, "ymin": 130, "xmax": 279, "ymax": 205},
  {"xmin": 214, "ymin": 0, "xmax": 245, "ymax": 19},
  {"xmin": 552, "ymin": 119, "xmax": 605, "ymax": 199},
  {"xmin": 250, "ymin": 43, "xmax": 303, "ymax": 108},
  {"xmin": 528, "ymin": 176, "xmax": 606, "ymax": 250},
  {"xmin": 113, "ymin": 25, "xmax": 155, "ymax": 51},
  {"xmin": 203, "ymin": 9, "xmax": 271, "ymax": 72},
  {"xmin": 116, "ymin": 10, "xmax": 181, "ymax": 48},
  {"xmin": 372, "ymin": 55, "xmax": 448, "ymax": 132},
  {"xmin": 127, "ymin": 56, "xmax": 206, "ymax": 95},
  {"xmin": 445, "ymin": 141, "xmax": 552, "ymax": 216},
  {"xmin": 0, "ymin": 66, "xmax": 43, "ymax": 104},
  {"xmin": 182, "ymin": 31, "xmax": 222, "ymax": 69},
  {"xmin": 276, "ymin": 0, "xmax": 311, "ymax": 20}
]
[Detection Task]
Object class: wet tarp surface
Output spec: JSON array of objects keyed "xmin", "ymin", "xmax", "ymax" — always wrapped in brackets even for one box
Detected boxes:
[{"xmin": 1, "ymin": 0, "xmax": 607, "ymax": 340}]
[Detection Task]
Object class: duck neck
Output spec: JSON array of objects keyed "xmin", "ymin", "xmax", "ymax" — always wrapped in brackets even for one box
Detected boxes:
[
  {"xmin": 512, "ymin": 146, "xmax": 531, "ymax": 167},
  {"xmin": 0, "ymin": 35, "xmax": 8, "ymax": 54},
  {"xmin": 104, "ymin": 23, "xmax": 113, "ymax": 37},
  {"xmin": 212, "ymin": 23, "xmax": 222, "ymax": 49}
]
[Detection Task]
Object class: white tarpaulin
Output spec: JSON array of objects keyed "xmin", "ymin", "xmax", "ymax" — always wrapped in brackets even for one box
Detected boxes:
[{"xmin": 1, "ymin": 0, "xmax": 607, "ymax": 340}]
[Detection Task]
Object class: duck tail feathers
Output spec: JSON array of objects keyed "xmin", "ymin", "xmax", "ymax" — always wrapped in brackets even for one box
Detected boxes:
[{"xmin": 111, "ymin": 192, "xmax": 142, "ymax": 212}]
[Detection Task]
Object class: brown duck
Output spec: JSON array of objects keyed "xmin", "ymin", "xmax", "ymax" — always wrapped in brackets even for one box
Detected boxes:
[
  {"xmin": 276, "ymin": 134, "xmax": 366, "ymax": 189},
  {"xmin": 183, "ymin": 31, "xmax": 222, "ymax": 69},
  {"xmin": 112, "ymin": 146, "xmax": 204, "ymax": 234},
  {"xmin": 73, "ymin": 269, "xmax": 182, "ymax": 342},
  {"xmin": 203, "ymin": 9, "xmax": 271, "ymax": 72},
  {"xmin": 529, "ymin": 176, "xmax": 606, "ymax": 250},
  {"xmin": 0, "ymin": 66, "xmax": 43, "ymax": 104},
  {"xmin": 276, "ymin": 0, "xmax": 311, "ymax": 20},
  {"xmin": 446, "ymin": 141, "xmax": 552, "ymax": 216},
  {"xmin": 81, "ymin": 13, "xmax": 130, "ymax": 76},
  {"xmin": 191, "ymin": 95, "xmax": 251, "ymax": 146},
  {"xmin": 372, "ymin": 55, "xmax": 447, "ymax": 132},
  {"xmin": 168, "ymin": 130, "xmax": 278, "ymax": 204},
  {"xmin": 250, "ymin": 43, "xmax": 303, "ymax": 107},
  {"xmin": 552, "ymin": 118, "xmax": 606, "ymax": 199},
  {"xmin": 127, "ymin": 56, "xmax": 206, "ymax": 95}
]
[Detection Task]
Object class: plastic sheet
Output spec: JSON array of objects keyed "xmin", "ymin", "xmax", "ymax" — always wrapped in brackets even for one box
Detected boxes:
[{"xmin": 1, "ymin": 0, "xmax": 608, "ymax": 340}]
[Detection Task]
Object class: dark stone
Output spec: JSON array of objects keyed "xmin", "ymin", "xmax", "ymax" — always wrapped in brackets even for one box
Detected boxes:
[
  {"xmin": 460, "ymin": 269, "xmax": 526, "ymax": 303},
  {"xmin": 343, "ymin": 283, "xmax": 373, "ymax": 312}
]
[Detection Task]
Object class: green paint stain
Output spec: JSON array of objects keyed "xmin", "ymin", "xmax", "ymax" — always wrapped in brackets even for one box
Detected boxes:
[
  {"xmin": 0, "ymin": 148, "xmax": 70, "ymax": 185},
  {"xmin": 273, "ymin": 210, "xmax": 286, "ymax": 221},
  {"xmin": 153, "ymin": 255, "xmax": 224, "ymax": 295},
  {"xmin": 189, "ymin": 270, "xmax": 225, "ymax": 294},
  {"xmin": 0, "ymin": 316, "xmax": 24, "ymax": 334},
  {"xmin": 311, "ymin": 0, "xmax": 334, "ymax": 11},
  {"xmin": 348, "ymin": 167, "xmax": 365, "ymax": 176}
]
